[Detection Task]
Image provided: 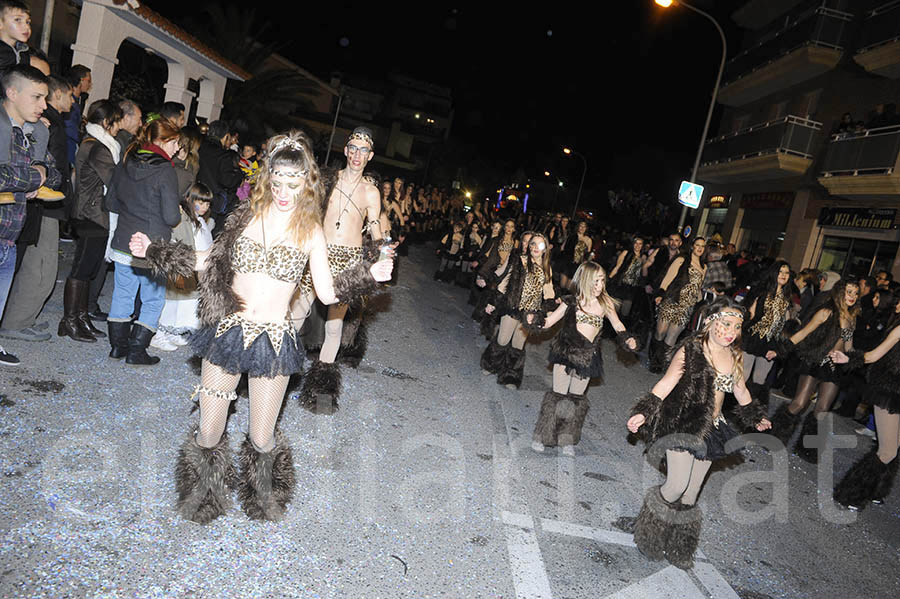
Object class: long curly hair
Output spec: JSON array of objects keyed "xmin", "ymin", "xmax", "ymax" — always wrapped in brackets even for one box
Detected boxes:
[
  {"xmin": 248, "ymin": 130, "xmax": 322, "ymax": 248},
  {"xmin": 697, "ymin": 296, "xmax": 746, "ymax": 382},
  {"xmin": 826, "ymin": 278, "xmax": 861, "ymax": 322}
]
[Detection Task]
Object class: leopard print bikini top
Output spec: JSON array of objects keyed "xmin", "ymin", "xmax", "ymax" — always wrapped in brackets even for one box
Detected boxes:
[{"xmin": 232, "ymin": 236, "xmax": 308, "ymax": 283}]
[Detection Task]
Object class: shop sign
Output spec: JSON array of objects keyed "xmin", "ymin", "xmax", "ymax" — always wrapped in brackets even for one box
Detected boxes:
[
  {"xmin": 708, "ymin": 195, "xmax": 729, "ymax": 208},
  {"xmin": 742, "ymin": 191, "xmax": 794, "ymax": 209},
  {"xmin": 817, "ymin": 207, "xmax": 896, "ymax": 230}
]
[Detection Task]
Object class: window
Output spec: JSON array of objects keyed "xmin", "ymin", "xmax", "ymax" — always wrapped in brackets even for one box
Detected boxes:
[{"xmin": 817, "ymin": 236, "xmax": 899, "ymax": 278}]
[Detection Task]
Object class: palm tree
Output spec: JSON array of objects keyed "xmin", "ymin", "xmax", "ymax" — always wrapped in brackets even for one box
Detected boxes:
[{"xmin": 180, "ymin": 3, "xmax": 323, "ymax": 134}]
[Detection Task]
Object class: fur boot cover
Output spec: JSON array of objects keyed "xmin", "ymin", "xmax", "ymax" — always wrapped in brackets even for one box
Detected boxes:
[
  {"xmin": 480, "ymin": 339, "xmax": 507, "ymax": 374},
  {"xmin": 533, "ymin": 391, "xmax": 567, "ymax": 447},
  {"xmin": 338, "ymin": 315, "xmax": 368, "ymax": 368},
  {"xmin": 237, "ymin": 430, "xmax": 296, "ymax": 521},
  {"xmin": 768, "ymin": 403, "xmax": 800, "ymax": 447},
  {"xmin": 558, "ymin": 393, "xmax": 590, "ymax": 446},
  {"xmin": 731, "ymin": 399, "xmax": 767, "ymax": 433},
  {"xmin": 648, "ymin": 337, "xmax": 666, "ymax": 374},
  {"xmin": 498, "ymin": 346, "xmax": 526, "ymax": 388},
  {"xmin": 145, "ymin": 240, "xmax": 196, "ymax": 282},
  {"xmin": 633, "ymin": 486, "xmax": 670, "ymax": 561},
  {"xmin": 874, "ymin": 455, "xmax": 899, "ymax": 502},
  {"xmin": 334, "ymin": 261, "xmax": 384, "ymax": 305},
  {"xmin": 794, "ymin": 412, "xmax": 820, "ymax": 464},
  {"xmin": 665, "ymin": 501, "xmax": 702, "ymax": 570},
  {"xmin": 299, "ymin": 360, "xmax": 342, "ymax": 415},
  {"xmin": 175, "ymin": 431, "xmax": 235, "ymax": 524},
  {"xmin": 834, "ymin": 450, "xmax": 896, "ymax": 509}
]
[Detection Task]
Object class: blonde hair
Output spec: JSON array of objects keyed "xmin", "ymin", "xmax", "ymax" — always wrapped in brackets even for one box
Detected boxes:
[
  {"xmin": 698, "ymin": 297, "xmax": 746, "ymax": 382},
  {"xmin": 573, "ymin": 261, "xmax": 619, "ymax": 314},
  {"xmin": 248, "ymin": 130, "xmax": 322, "ymax": 248}
]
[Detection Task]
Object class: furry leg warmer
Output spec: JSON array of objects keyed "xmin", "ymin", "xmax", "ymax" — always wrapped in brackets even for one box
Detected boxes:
[
  {"xmin": 648, "ymin": 338, "xmax": 667, "ymax": 374},
  {"xmin": 633, "ymin": 486, "xmax": 702, "ymax": 569},
  {"xmin": 480, "ymin": 338, "xmax": 508, "ymax": 374},
  {"xmin": 237, "ymin": 430, "xmax": 296, "ymax": 521},
  {"xmin": 558, "ymin": 393, "xmax": 590, "ymax": 447},
  {"xmin": 834, "ymin": 450, "xmax": 897, "ymax": 510},
  {"xmin": 299, "ymin": 360, "xmax": 342, "ymax": 415},
  {"xmin": 175, "ymin": 432, "xmax": 236, "ymax": 524},
  {"xmin": 768, "ymin": 403, "xmax": 800, "ymax": 447},
  {"xmin": 498, "ymin": 346, "xmax": 526, "ymax": 389},
  {"xmin": 338, "ymin": 315, "xmax": 368, "ymax": 368},
  {"xmin": 794, "ymin": 412, "xmax": 819, "ymax": 464},
  {"xmin": 533, "ymin": 391, "xmax": 566, "ymax": 447}
]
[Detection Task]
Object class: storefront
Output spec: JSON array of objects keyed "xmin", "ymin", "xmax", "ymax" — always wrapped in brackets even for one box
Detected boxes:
[{"xmin": 812, "ymin": 207, "xmax": 899, "ymax": 278}]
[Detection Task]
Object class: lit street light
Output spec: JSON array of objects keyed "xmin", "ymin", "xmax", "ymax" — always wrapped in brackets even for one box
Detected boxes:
[
  {"xmin": 562, "ymin": 147, "xmax": 587, "ymax": 219},
  {"xmin": 656, "ymin": 0, "xmax": 727, "ymax": 232}
]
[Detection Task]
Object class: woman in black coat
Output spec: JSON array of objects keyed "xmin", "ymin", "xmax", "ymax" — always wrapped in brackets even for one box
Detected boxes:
[{"xmin": 104, "ymin": 117, "xmax": 183, "ymax": 365}]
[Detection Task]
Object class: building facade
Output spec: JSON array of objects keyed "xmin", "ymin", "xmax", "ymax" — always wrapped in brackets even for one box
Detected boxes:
[{"xmin": 693, "ymin": 0, "xmax": 900, "ymax": 280}]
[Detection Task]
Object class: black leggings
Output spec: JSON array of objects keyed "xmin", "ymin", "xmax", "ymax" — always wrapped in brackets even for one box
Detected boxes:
[{"xmin": 70, "ymin": 235, "xmax": 107, "ymax": 281}]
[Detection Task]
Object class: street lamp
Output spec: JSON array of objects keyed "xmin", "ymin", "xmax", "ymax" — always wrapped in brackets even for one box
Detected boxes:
[
  {"xmin": 656, "ymin": 0, "xmax": 727, "ymax": 232},
  {"xmin": 562, "ymin": 147, "xmax": 587, "ymax": 219}
]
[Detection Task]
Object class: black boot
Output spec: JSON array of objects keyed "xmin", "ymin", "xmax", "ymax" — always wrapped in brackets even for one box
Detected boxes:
[
  {"xmin": 58, "ymin": 278, "xmax": 96, "ymax": 343},
  {"xmin": 834, "ymin": 450, "xmax": 895, "ymax": 511},
  {"xmin": 298, "ymin": 360, "xmax": 341, "ymax": 414},
  {"xmin": 107, "ymin": 320, "xmax": 131, "ymax": 359},
  {"xmin": 794, "ymin": 412, "xmax": 820, "ymax": 464},
  {"xmin": 77, "ymin": 278, "xmax": 105, "ymax": 338},
  {"xmin": 498, "ymin": 346, "xmax": 526, "ymax": 389},
  {"xmin": 174, "ymin": 432, "xmax": 236, "ymax": 524},
  {"xmin": 126, "ymin": 323, "xmax": 160, "ymax": 365},
  {"xmin": 480, "ymin": 338, "xmax": 507, "ymax": 375},
  {"xmin": 237, "ymin": 430, "xmax": 296, "ymax": 521},
  {"xmin": 768, "ymin": 403, "xmax": 800, "ymax": 447}
]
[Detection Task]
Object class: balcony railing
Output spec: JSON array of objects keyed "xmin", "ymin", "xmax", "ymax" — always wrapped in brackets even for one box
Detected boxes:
[
  {"xmin": 702, "ymin": 115, "xmax": 822, "ymax": 166},
  {"xmin": 858, "ymin": 0, "xmax": 900, "ymax": 53},
  {"xmin": 723, "ymin": 4, "xmax": 853, "ymax": 86},
  {"xmin": 820, "ymin": 124, "xmax": 900, "ymax": 175}
]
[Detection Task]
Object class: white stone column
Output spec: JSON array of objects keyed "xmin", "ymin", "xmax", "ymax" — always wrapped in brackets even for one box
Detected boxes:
[
  {"xmin": 162, "ymin": 61, "xmax": 196, "ymax": 108},
  {"xmin": 69, "ymin": 1, "xmax": 121, "ymax": 105},
  {"xmin": 195, "ymin": 76, "xmax": 225, "ymax": 122}
]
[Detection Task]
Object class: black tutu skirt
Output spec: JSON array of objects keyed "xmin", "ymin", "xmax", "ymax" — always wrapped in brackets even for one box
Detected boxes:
[
  {"xmin": 742, "ymin": 333, "xmax": 775, "ymax": 357},
  {"xmin": 548, "ymin": 348, "xmax": 603, "ymax": 380},
  {"xmin": 866, "ymin": 388, "xmax": 900, "ymax": 415},
  {"xmin": 669, "ymin": 419, "xmax": 740, "ymax": 461},
  {"xmin": 190, "ymin": 324, "xmax": 305, "ymax": 378}
]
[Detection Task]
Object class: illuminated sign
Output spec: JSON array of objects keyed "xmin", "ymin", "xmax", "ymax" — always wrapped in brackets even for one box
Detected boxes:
[{"xmin": 709, "ymin": 195, "xmax": 728, "ymax": 208}]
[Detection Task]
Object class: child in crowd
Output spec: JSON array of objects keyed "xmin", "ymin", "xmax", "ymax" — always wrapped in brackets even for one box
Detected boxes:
[
  {"xmin": 152, "ymin": 184, "xmax": 215, "ymax": 350},
  {"xmin": 0, "ymin": 0, "xmax": 30, "ymax": 70}
]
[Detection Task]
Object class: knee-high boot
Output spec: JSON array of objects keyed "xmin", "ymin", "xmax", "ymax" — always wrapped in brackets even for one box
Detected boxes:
[
  {"xmin": 58, "ymin": 278, "xmax": 96, "ymax": 342},
  {"xmin": 107, "ymin": 321, "xmax": 131, "ymax": 359},
  {"xmin": 834, "ymin": 450, "xmax": 897, "ymax": 510},
  {"xmin": 174, "ymin": 432, "xmax": 236, "ymax": 524},
  {"xmin": 126, "ymin": 323, "xmax": 160, "ymax": 366},
  {"xmin": 77, "ymin": 279, "xmax": 105, "ymax": 338},
  {"xmin": 498, "ymin": 346, "xmax": 526, "ymax": 389},
  {"xmin": 237, "ymin": 430, "xmax": 296, "ymax": 521},
  {"xmin": 480, "ymin": 338, "xmax": 507, "ymax": 375},
  {"xmin": 558, "ymin": 393, "xmax": 590, "ymax": 447},
  {"xmin": 794, "ymin": 411, "xmax": 820, "ymax": 464}
]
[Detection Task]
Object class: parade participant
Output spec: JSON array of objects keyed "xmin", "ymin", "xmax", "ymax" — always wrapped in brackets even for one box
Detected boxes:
[
  {"xmin": 531, "ymin": 261, "xmax": 638, "ymax": 455},
  {"xmin": 468, "ymin": 220, "xmax": 501, "ymax": 308},
  {"xmin": 476, "ymin": 229, "xmax": 531, "ymax": 340},
  {"xmin": 481, "ymin": 232, "xmax": 554, "ymax": 389},
  {"xmin": 559, "ymin": 220, "xmax": 591, "ymax": 290},
  {"xmin": 627, "ymin": 297, "xmax": 770, "ymax": 569},
  {"xmin": 458, "ymin": 219, "xmax": 483, "ymax": 287},
  {"xmin": 608, "ymin": 235, "xmax": 648, "ymax": 319},
  {"xmin": 741, "ymin": 260, "xmax": 793, "ymax": 404},
  {"xmin": 129, "ymin": 131, "xmax": 392, "ymax": 523},
  {"xmin": 831, "ymin": 297, "xmax": 900, "ymax": 510},
  {"xmin": 768, "ymin": 279, "xmax": 859, "ymax": 462},
  {"xmin": 434, "ymin": 220, "xmax": 463, "ymax": 282},
  {"xmin": 651, "ymin": 237, "xmax": 707, "ymax": 370}
]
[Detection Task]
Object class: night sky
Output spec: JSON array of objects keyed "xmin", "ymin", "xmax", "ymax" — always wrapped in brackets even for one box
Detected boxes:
[{"xmin": 145, "ymin": 1, "xmax": 746, "ymax": 206}]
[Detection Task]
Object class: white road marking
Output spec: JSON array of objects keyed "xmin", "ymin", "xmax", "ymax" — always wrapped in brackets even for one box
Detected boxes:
[
  {"xmin": 501, "ymin": 511, "xmax": 555, "ymax": 599},
  {"xmin": 601, "ymin": 566, "xmax": 708, "ymax": 599},
  {"xmin": 693, "ymin": 561, "xmax": 742, "ymax": 599}
]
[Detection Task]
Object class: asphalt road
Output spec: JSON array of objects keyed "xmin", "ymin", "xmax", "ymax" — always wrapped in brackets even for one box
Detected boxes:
[{"xmin": 0, "ymin": 241, "xmax": 897, "ymax": 599}]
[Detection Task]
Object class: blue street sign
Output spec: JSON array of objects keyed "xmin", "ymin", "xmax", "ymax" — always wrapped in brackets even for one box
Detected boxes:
[{"xmin": 678, "ymin": 181, "xmax": 704, "ymax": 209}]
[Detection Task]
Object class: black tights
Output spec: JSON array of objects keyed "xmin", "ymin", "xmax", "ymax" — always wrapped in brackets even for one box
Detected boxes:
[{"xmin": 788, "ymin": 375, "xmax": 839, "ymax": 416}]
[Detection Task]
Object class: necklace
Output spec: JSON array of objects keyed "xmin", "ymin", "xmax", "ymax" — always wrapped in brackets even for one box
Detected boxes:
[{"xmin": 335, "ymin": 172, "xmax": 363, "ymax": 230}]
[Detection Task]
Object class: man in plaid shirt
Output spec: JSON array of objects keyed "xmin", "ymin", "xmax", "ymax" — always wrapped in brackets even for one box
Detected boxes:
[{"xmin": 0, "ymin": 64, "xmax": 60, "ymax": 365}]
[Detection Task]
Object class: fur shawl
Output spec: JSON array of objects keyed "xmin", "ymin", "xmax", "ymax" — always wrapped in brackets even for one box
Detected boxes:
[
  {"xmin": 794, "ymin": 308, "xmax": 844, "ymax": 367},
  {"xmin": 630, "ymin": 335, "xmax": 717, "ymax": 447},
  {"xmin": 548, "ymin": 295, "xmax": 603, "ymax": 374}
]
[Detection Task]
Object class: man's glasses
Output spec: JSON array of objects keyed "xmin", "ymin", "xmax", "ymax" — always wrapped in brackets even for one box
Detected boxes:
[{"xmin": 346, "ymin": 144, "xmax": 371, "ymax": 156}]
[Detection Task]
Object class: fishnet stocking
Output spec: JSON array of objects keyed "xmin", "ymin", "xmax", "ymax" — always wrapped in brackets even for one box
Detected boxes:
[
  {"xmin": 552, "ymin": 364, "xmax": 589, "ymax": 395},
  {"xmin": 497, "ymin": 315, "xmax": 527, "ymax": 349},
  {"xmin": 320, "ymin": 303, "xmax": 349, "ymax": 363},
  {"xmin": 743, "ymin": 352, "xmax": 774, "ymax": 385},
  {"xmin": 660, "ymin": 450, "xmax": 711, "ymax": 505},
  {"xmin": 655, "ymin": 319, "xmax": 684, "ymax": 346},
  {"xmin": 196, "ymin": 360, "xmax": 240, "ymax": 448},
  {"xmin": 247, "ymin": 375, "xmax": 289, "ymax": 451}
]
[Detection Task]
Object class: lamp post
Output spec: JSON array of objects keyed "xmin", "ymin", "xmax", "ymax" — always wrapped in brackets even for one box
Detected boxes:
[
  {"xmin": 563, "ymin": 147, "xmax": 586, "ymax": 219},
  {"xmin": 656, "ymin": 0, "xmax": 727, "ymax": 232}
]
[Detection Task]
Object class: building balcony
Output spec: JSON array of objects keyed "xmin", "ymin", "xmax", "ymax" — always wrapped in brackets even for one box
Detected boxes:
[
  {"xmin": 818, "ymin": 124, "xmax": 900, "ymax": 196},
  {"xmin": 854, "ymin": 1, "xmax": 900, "ymax": 78},
  {"xmin": 698, "ymin": 115, "xmax": 821, "ymax": 183},
  {"xmin": 718, "ymin": 5, "xmax": 853, "ymax": 107}
]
